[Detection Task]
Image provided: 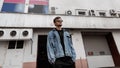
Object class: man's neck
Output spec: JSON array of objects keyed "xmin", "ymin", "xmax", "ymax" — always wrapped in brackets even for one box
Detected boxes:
[{"xmin": 56, "ymin": 27, "xmax": 62, "ymax": 30}]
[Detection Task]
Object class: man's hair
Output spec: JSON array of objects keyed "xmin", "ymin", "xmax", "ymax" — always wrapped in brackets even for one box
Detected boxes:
[{"xmin": 53, "ymin": 16, "xmax": 61, "ymax": 23}]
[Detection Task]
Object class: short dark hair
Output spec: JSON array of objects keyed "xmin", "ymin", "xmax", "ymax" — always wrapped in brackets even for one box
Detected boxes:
[{"xmin": 53, "ymin": 16, "xmax": 61, "ymax": 23}]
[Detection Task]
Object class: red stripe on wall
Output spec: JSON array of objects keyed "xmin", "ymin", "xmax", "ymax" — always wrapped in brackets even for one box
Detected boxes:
[
  {"xmin": 4, "ymin": 0, "xmax": 25, "ymax": 3},
  {"xmin": 23, "ymin": 62, "xmax": 36, "ymax": 68},
  {"xmin": 75, "ymin": 59, "xmax": 88, "ymax": 68},
  {"xmin": 29, "ymin": 1, "xmax": 48, "ymax": 5}
]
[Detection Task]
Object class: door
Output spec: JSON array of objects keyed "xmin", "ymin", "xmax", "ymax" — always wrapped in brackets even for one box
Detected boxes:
[
  {"xmin": 37, "ymin": 35, "xmax": 52, "ymax": 68},
  {"xmin": 3, "ymin": 40, "xmax": 24, "ymax": 68},
  {"xmin": 82, "ymin": 32, "xmax": 114, "ymax": 68}
]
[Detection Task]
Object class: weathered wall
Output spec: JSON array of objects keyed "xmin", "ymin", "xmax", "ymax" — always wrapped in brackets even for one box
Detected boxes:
[{"xmin": 0, "ymin": 13, "xmax": 120, "ymax": 29}]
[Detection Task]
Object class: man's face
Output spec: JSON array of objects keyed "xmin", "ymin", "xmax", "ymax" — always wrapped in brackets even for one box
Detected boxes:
[{"xmin": 54, "ymin": 18, "xmax": 63, "ymax": 27}]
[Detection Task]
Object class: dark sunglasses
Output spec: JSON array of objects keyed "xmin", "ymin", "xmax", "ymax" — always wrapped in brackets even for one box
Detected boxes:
[{"xmin": 56, "ymin": 20, "xmax": 63, "ymax": 22}]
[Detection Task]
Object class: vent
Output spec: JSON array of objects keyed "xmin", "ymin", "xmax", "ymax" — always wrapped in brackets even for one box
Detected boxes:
[
  {"xmin": 19, "ymin": 29, "xmax": 33, "ymax": 40},
  {"xmin": 10, "ymin": 30, "xmax": 17, "ymax": 37},
  {"xmin": 22, "ymin": 30, "xmax": 29, "ymax": 36},
  {"xmin": 66, "ymin": 10, "xmax": 72, "ymax": 15},
  {"xmin": 0, "ymin": 31, "xmax": 4, "ymax": 37}
]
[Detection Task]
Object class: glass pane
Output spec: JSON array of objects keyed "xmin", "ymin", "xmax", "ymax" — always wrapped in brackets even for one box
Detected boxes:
[
  {"xmin": 29, "ymin": 0, "xmax": 49, "ymax": 5},
  {"xmin": 1, "ymin": 3, "xmax": 25, "ymax": 13},
  {"xmin": 29, "ymin": 0, "xmax": 49, "ymax": 14},
  {"xmin": 16, "ymin": 40, "xmax": 24, "ymax": 49},
  {"xmin": 28, "ymin": 5, "xmax": 48, "ymax": 14},
  {"xmin": 8, "ymin": 41, "xmax": 16, "ymax": 49}
]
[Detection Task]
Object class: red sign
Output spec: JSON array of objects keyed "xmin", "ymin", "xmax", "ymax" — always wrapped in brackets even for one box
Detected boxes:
[
  {"xmin": 30, "ymin": 0, "xmax": 48, "ymax": 5},
  {"xmin": 4, "ymin": 0, "xmax": 25, "ymax": 3}
]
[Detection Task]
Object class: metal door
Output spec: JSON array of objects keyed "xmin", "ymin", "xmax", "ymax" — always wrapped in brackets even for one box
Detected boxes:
[{"xmin": 3, "ymin": 40, "xmax": 24, "ymax": 68}]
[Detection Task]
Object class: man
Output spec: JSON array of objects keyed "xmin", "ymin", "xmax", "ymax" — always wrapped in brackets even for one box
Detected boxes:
[{"xmin": 47, "ymin": 16, "xmax": 76, "ymax": 68}]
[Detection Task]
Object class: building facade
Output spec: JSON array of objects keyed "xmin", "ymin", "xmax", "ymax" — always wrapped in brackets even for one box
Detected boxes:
[{"xmin": 0, "ymin": 0, "xmax": 120, "ymax": 68}]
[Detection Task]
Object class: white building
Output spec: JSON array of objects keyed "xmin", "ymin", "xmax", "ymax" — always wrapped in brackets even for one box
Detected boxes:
[{"xmin": 0, "ymin": 0, "xmax": 120, "ymax": 68}]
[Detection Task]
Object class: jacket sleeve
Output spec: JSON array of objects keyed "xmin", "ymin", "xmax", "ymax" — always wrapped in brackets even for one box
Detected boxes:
[
  {"xmin": 70, "ymin": 35, "xmax": 76, "ymax": 62},
  {"xmin": 47, "ymin": 32, "xmax": 56, "ymax": 64}
]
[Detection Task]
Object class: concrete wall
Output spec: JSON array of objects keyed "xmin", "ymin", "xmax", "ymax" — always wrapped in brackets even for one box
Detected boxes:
[
  {"xmin": 49, "ymin": 0, "xmax": 120, "ymax": 14},
  {"xmin": 0, "ymin": 41, "xmax": 7, "ymax": 67},
  {"xmin": 0, "ymin": 13, "xmax": 120, "ymax": 29},
  {"xmin": 71, "ymin": 30, "xmax": 88, "ymax": 68}
]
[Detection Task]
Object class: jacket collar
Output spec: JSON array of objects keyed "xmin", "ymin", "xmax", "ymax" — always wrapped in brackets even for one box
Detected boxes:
[{"xmin": 52, "ymin": 28, "xmax": 65, "ymax": 31}]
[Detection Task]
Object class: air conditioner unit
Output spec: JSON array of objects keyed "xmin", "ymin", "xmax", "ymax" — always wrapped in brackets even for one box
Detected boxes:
[
  {"xmin": 65, "ymin": 10, "xmax": 72, "ymax": 15},
  {"xmin": 51, "ymin": 7, "xmax": 56, "ymax": 14},
  {"xmin": 8, "ymin": 29, "xmax": 20, "ymax": 40},
  {"xmin": 0, "ymin": 29, "xmax": 33, "ymax": 40},
  {"xmin": 0, "ymin": 29, "xmax": 20, "ymax": 40},
  {"xmin": 19, "ymin": 29, "xmax": 33, "ymax": 40},
  {"xmin": 89, "ymin": 10, "xmax": 95, "ymax": 16}
]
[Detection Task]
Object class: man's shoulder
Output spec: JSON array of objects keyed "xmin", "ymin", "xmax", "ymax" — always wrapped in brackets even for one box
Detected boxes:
[
  {"xmin": 48, "ymin": 29, "xmax": 55, "ymax": 34},
  {"xmin": 63, "ymin": 29, "xmax": 70, "ymax": 33}
]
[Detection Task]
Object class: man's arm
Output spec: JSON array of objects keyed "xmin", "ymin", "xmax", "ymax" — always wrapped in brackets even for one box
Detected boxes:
[{"xmin": 47, "ymin": 32, "xmax": 56, "ymax": 64}]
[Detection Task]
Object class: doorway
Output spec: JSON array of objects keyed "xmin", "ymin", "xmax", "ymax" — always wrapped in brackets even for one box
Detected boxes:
[{"xmin": 37, "ymin": 35, "xmax": 52, "ymax": 68}]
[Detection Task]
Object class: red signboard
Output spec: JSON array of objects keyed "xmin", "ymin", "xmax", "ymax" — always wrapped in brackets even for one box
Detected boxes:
[
  {"xmin": 4, "ymin": 0, "xmax": 25, "ymax": 3},
  {"xmin": 30, "ymin": 0, "xmax": 48, "ymax": 5}
]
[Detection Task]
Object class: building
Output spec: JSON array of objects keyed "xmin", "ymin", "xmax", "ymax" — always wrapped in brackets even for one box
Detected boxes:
[{"xmin": 0, "ymin": 0, "xmax": 120, "ymax": 68}]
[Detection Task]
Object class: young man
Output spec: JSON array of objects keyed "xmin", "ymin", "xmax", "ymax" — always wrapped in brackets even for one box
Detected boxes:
[{"xmin": 47, "ymin": 17, "xmax": 76, "ymax": 68}]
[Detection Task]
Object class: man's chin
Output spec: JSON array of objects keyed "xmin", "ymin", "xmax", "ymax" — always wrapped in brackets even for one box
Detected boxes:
[{"xmin": 58, "ymin": 25, "xmax": 62, "ymax": 27}]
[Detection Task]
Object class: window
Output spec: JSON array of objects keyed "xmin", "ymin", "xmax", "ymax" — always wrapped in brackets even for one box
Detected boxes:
[
  {"xmin": 1, "ymin": 0, "xmax": 25, "ymax": 13},
  {"xmin": 16, "ymin": 40, "xmax": 24, "ymax": 49},
  {"xmin": 28, "ymin": 0, "xmax": 49, "ymax": 14},
  {"xmin": 8, "ymin": 40, "xmax": 24, "ymax": 49},
  {"xmin": 1, "ymin": 0, "xmax": 49, "ymax": 14},
  {"xmin": 8, "ymin": 40, "xmax": 16, "ymax": 49}
]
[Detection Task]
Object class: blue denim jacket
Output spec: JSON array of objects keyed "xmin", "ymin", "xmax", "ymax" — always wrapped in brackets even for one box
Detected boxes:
[{"xmin": 47, "ymin": 29, "xmax": 76, "ymax": 64}]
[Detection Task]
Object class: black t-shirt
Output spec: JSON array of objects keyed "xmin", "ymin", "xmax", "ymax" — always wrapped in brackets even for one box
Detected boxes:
[{"xmin": 56, "ymin": 29, "xmax": 65, "ymax": 54}]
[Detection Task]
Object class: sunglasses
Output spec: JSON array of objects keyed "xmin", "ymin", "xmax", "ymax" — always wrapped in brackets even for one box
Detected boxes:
[{"xmin": 56, "ymin": 20, "xmax": 63, "ymax": 22}]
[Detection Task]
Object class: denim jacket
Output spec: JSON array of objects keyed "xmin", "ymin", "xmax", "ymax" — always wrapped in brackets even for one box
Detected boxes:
[{"xmin": 47, "ymin": 29, "xmax": 76, "ymax": 64}]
